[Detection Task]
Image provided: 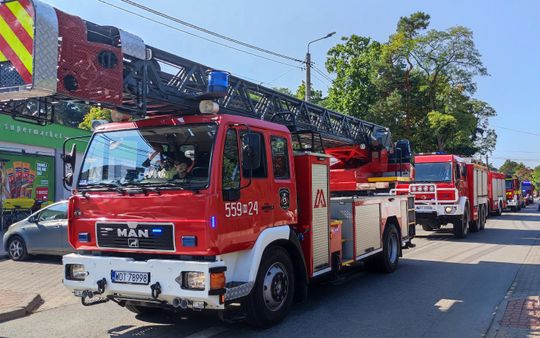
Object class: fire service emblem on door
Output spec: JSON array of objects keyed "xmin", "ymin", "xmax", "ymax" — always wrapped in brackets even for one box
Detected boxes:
[{"xmin": 279, "ymin": 188, "xmax": 290, "ymax": 210}]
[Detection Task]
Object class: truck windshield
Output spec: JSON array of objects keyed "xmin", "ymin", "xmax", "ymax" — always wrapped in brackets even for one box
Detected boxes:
[
  {"xmin": 505, "ymin": 180, "xmax": 514, "ymax": 189},
  {"xmin": 414, "ymin": 162, "xmax": 452, "ymax": 182},
  {"xmin": 78, "ymin": 124, "xmax": 217, "ymax": 190}
]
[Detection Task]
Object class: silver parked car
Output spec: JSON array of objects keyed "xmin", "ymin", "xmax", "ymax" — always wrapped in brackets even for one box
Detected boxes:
[{"xmin": 3, "ymin": 201, "xmax": 74, "ymax": 261}]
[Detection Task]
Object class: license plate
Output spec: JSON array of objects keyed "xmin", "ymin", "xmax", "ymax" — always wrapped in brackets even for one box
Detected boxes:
[{"xmin": 111, "ymin": 270, "xmax": 150, "ymax": 285}]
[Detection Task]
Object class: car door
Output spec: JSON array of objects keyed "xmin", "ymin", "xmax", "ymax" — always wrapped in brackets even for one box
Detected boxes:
[{"xmin": 28, "ymin": 202, "xmax": 67, "ymax": 253}]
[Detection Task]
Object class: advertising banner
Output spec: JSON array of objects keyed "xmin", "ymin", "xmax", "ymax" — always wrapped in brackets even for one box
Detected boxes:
[{"xmin": 0, "ymin": 152, "xmax": 55, "ymax": 209}]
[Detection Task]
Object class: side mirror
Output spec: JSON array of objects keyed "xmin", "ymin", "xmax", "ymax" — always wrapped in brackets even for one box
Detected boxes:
[
  {"xmin": 62, "ymin": 144, "xmax": 76, "ymax": 188},
  {"xmin": 64, "ymin": 172, "xmax": 74, "ymax": 186},
  {"xmin": 242, "ymin": 133, "xmax": 261, "ymax": 171}
]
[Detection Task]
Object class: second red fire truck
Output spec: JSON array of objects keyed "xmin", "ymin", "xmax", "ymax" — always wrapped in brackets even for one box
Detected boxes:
[
  {"xmin": 0, "ymin": 0, "xmax": 415, "ymax": 327},
  {"xmin": 394, "ymin": 153, "xmax": 491, "ymax": 238}
]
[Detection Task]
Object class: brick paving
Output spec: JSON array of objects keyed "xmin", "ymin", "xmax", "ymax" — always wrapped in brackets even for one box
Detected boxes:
[
  {"xmin": 0, "ymin": 256, "xmax": 78, "ymax": 312},
  {"xmin": 491, "ymin": 233, "xmax": 540, "ymax": 337}
]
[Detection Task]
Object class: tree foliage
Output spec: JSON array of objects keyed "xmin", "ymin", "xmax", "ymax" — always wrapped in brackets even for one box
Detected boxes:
[
  {"xmin": 78, "ymin": 107, "xmax": 112, "ymax": 131},
  {"xmin": 323, "ymin": 12, "xmax": 496, "ymax": 156}
]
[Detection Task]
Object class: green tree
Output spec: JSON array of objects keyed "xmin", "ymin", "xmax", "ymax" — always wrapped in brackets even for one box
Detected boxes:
[
  {"xmin": 78, "ymin": 107, "xmax": 112, "ymax": 131},
  {"xmin": 295, "ymin": 81, "xmax": 325, "ymax": 105},
  {"xmin": 323, "ymin": 12, "xmax": 496, "ymax": 156},
  {"xmin": 499, "ymin": 160, "xmax": 521, "ymax": 176},
  {"xmin": 273, "ymin": 87, "xmax": 294, "ymax": 96}
]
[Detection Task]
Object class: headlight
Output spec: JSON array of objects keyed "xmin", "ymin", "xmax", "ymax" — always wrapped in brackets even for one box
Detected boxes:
[
  {"xmin": 445, "ymin": 206, "xmax": 453, "ymax": 214},
  {"xmin": 65, "ymin": 264, "xmax": 88, "ymax": 281},
  {"xmin": 182, "ymin": 271, "xmax": 205, "ymax": 290}
]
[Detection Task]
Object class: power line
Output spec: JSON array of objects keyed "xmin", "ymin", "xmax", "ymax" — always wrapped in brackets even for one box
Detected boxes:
[
  {"xmin": 97, "ymin": 0, "xmax": 302, "ymax": 69},
  {"xmin": 312, "ymin": 64, "xmax": 333, "ymax": 83},
  {"xmin": 117, "ymin": 0, "xmax": 305, "ymax": 64},
  {"xmin": 492, "ymin": 124, "xmax": 540, "ymax": 137}
]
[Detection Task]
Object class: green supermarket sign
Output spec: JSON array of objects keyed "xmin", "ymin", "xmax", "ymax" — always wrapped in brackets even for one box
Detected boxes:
[{"xmin": 0, "ymin": 114, "xmax": 91, "ymax": 149}]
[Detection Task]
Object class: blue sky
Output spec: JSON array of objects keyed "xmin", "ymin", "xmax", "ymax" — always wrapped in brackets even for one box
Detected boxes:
[{"xmin": 46, "ymin": 0, "xmax": 540, "ymax": 168}]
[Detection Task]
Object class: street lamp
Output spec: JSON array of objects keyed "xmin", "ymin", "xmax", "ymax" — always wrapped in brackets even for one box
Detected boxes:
[
  {"xmin": 0, "ymin": 158, "xmax": 10, "ymax": 230},
  {"xmin": 305, "ymin": 32, "xmax": 336, "ymax": 102}
]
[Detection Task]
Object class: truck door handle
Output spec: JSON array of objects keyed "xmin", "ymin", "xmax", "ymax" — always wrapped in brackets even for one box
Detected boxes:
[{"xmin": 262, "ymin": 204, "xmax": 274, "ymax": 211}]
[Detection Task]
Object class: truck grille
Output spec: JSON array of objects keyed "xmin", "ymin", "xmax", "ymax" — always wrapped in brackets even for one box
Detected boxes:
[{"xmin": 96, "ymin": 223, "xmax": 175, "ymax": 251}]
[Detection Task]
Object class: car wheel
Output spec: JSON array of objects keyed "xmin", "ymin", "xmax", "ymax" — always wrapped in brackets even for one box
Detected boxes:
[
  {"xmin": 244, "ymin": 246, "xmax": 295, "ymax": 328},
  {"xmin": 8, "ymin": 236, "xmax": 29, "ymax": 261}
]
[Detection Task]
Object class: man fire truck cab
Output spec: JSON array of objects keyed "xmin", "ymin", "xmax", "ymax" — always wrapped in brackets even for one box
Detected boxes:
[
  {"xmin": 506, "ymin": 177, "xmax": 524, "ymax": 211},
  {"xmin": 0, "ymin": 0, "xmax": 415, "ymax": 327},
  {"xmin": 394, "ymin": 153, "xmax": 489, "ymax": 239}
]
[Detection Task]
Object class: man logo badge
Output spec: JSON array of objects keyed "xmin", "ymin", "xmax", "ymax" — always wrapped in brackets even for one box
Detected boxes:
[{"xmin": 128, "ymin": 238, "xmax": 139, "ymax": 248}]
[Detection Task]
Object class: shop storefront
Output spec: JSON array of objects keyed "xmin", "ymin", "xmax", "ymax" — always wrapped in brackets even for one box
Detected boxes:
[{"xmin": 0, "ymin": 114, "xmax": 90, "ymax": 209}]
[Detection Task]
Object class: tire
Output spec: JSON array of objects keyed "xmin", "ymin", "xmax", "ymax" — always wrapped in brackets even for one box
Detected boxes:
[
  {"xmin": 7, "ymin": 236, "xmax": 29, "ymax": 261},
  {"xmin": 379, "ymin": 224, "xmax": 400, "ymax": 273},
  {"xmin": 125, "ymin": 303, "xmax": 160, "ymax": 315},
  {"xmin": 244, "ymin": 246, "xmax": 295, "ymax": 328},
  {"xmin": 510, "ymin": 206, "xmax": 516, "ymax": 212},
  {"xmin": 479, "ymin": 206, "xmax": 486, "ymax": 231},
  {"xmin": 421, "ymin": 225, "xmax": 434, "ymax": 231},
  {"xmin": 453, "ymin": 209, "xmax": 469, "ymax": 239},
  {"xmin": 495, "ymin": 203, "xmax": 502, "ymax": 216},
  {"xmin": 469, "ymin": 207, "xmax": 480, "ymax": 233}
]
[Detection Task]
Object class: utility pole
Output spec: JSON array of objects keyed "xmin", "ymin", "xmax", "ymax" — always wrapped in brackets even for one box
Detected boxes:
[{"xmin": 305, "ymin": 32, "xmax": 336, "ymax": 102}]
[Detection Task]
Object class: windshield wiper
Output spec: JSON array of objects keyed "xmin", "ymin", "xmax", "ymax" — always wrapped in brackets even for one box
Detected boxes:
[{"xmin": 78, "ymin": 182, "xmax": 127, "ymax": 194}]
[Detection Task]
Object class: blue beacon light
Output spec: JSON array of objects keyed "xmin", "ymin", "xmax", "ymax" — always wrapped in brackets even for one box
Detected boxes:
[
  {"xmin": 207, "ymin": 70, "xmax": 229, "ymax": 97},
  {"xmin": 210, "ymin": 216, "xmax": 217, "ymax": 229}
]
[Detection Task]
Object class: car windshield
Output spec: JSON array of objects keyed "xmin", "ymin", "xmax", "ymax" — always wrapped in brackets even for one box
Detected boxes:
[
  {"xmin": 414, "ymin": 162, "xmax": 452, "ymax": 182},
  {"xmin": 78, "ymin": 124, "xmax": 217, "ymax": 190},
  {"xmin": 505, "ymin": 180, "xmax": 513, "ymax": 189}
]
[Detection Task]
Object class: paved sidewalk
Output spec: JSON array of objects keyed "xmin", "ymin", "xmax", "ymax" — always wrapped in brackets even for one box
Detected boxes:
[
  {"xmin": 488, "ymin": 219, "xmax": 540, "ymax": 337},
  {"xmin": 0, "ymin": 257, "xmax": 78, "ymax": 312},
  {"xmin": 0, "ymin": 290, "xmax": 42, "ymax": 323}
]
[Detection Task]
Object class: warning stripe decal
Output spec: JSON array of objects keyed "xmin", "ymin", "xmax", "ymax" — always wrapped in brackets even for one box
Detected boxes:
[
  {"xmin": 0, "ymin": 6, "xmax": 33, "ymax": 52},
  {"xmin": 0, "ymin": 26, "xmax": 32, "ymax": 83},
  {"xmin": 0, "ymin": 0, "xmax": 34, "ymax": 85}
]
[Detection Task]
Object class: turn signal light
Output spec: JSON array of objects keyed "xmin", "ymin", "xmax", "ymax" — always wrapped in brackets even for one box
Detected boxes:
[{"xmin": 210, "ymin": 272, "xmax": 225, "ymax": 290}]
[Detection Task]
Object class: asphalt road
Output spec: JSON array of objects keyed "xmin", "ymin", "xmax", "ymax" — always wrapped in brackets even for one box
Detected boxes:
[{"xmin": 0, "ymin": 204, "xmax": 539, "ymax": 338}]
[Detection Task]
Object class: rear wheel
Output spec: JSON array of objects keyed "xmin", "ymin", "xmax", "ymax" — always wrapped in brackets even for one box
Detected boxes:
[
  {"xmin": 469, "ymin": 207, "xmax": 480, "ymax": 233},
  {"xmin": 480, "ymin": 205, "xmax": 487, "ymax": 230},
  {"xmin": 8, "ymin": 236, "xmax": 28, "ymax": 261},
  {"xmin": 453, "ymin": 208, "xmax": 469, "ymax": 239},
  {"xmin": 366, "ymin": 223, "xmax": 400, "ymax": 273},
  {"xmin": 495, "ymin": 202, "xmax": 502, "ymax": 216},
  {"xmin": 244, "ymin": 246, "xmax": 295, "ymax": 328}
]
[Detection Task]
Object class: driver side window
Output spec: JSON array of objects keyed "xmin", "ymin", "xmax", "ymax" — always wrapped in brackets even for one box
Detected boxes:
[{"xmin": 222, "ymin": 129, "xmax": 240, "ymax": 190}]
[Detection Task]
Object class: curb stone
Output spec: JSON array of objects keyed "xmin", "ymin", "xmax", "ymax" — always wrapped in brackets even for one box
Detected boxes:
[{"xmin": 0, "ymin": 292, "xmax": 43, "ymax": 323}]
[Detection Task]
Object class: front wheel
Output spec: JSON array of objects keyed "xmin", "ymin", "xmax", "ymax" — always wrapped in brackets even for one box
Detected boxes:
[
  {"xmin": 244, "ymin": 246, "xmax": 295, "ymax": 328},
  {"xmin": 8, "ymin": 236, "xmax": 28, "ymax": 261},
  {"xmin": 453, "ymin": 209, "xmax": 469, "ymax": 239}
]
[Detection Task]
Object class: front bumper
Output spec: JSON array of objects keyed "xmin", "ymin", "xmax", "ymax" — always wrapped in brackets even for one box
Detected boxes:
[
  {"xmin": 63, "ymin": 253, "xmax": 226, "ymax": 310},
  {"xmin": 414, "ymin": 204, "xmax": 463, "ymax": 226},
  {"xmin": 507, "ymin": 199, "xmax": 517, "ymax": 207}
]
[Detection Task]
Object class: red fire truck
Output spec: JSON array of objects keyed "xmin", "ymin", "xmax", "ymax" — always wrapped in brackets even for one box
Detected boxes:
[
  {"xmin": 505, "ymin": 177, "xmax": 523, "ymax": 211},
  {"xmin": 0, "ymin": 1, "xmax": 415, "ymax": 327},
  {"xmin": 394, "ymin": 153, "xmax": 489, "ymax": 238},
  {"xmin": 488, "ymin": 171, "xmax": 506, "ymax": 216}
]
